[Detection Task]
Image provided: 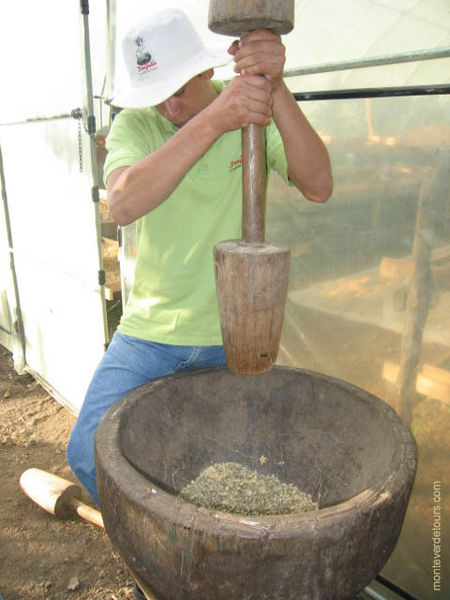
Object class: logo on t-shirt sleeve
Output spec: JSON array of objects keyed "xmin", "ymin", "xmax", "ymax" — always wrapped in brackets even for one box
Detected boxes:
[{"xmin": 229, "ymin": 155, "xmax": 242, "ymax": 172}]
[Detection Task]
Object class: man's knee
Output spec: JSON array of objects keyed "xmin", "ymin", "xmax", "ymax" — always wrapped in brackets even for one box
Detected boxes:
[
  {"xmin": 66, "ymin": 424, "xmax": 99, "ymax": 503},
  {"xmin": 66, "ymin": 421, "xmax": 93, "ymax": 474},
  {"xmin": 66, "ymin": 426, "xmax": 82, "ymax": 473}
]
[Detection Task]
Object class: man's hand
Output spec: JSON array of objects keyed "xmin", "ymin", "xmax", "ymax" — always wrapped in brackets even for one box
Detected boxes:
[
  {"xmin": 204, "ymin": 29, "xmax": 287, "ymax": 135},
  {"xmin": 226, "ymin": 29, "xmax": 332, "ymax": 204},
  {"xmin": 228, "ymin": 29, "xmax": 286, "ymax": 92},
  {"xmin": 206, "ymin": 74, "xmax": 273, "ymax": 133}
]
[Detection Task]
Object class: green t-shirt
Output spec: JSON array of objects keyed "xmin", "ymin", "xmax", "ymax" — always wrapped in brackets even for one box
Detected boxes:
[{"xmin": 104, "ymin": 81, "xmax": 291, "ymax": 345}]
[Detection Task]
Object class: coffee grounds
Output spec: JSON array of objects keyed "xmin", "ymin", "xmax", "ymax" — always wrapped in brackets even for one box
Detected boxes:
[{"xmin": 180, "ymin": 462, "xmax": 318, "ymax": 516}]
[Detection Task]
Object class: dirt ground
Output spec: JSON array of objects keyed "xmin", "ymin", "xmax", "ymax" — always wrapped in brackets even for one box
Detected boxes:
[{"xmin": 0, "ymin": 344, "xmax": 136, "ymax": 600}]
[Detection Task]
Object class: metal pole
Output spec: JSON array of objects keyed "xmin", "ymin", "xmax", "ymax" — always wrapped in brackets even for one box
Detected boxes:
[
  {"xmin": 284, "ymin": 46, "xmax": 450, "ymax": 78},
  {"xmin": 0, "ymin": 113, "xmax": 74, "ymax": 127},
  {"xmin": 293, "ymin": 83, "xmax": 450, "ymax": 102},
  {"xmin": 105, "ymin": 0, "xmax": 116, "ymax": 103},
  {"xmin": 80, "ymin": 0, "xmax": 110, "ymax": 347},
  {"xmin": 0, "ymin": 145, "xmax": 26, "ymax": 368},
  {"xmin": 363, "ymin": 586, "xmax": 390, "ymax": 600}
]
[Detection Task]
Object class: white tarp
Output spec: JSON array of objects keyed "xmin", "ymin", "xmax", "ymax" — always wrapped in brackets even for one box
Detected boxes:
[{"xmin": 0, "ymin": 1, "xmax": 108, "ymax": 410}]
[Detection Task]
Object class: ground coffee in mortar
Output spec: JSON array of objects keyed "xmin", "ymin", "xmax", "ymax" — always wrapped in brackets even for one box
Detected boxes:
[{"xmin": 180, "ymin": 462, "xmax": 318, "ymax": 515}]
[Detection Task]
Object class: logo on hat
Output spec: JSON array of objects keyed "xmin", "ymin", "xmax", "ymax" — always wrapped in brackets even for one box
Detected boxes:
[{"xmin": 135, "ymin": 36, "xmax": 157, "ymax": 74}]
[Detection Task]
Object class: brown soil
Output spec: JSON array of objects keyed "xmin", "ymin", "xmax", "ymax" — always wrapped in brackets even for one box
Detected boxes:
[{"xmin": 0, "ymin": 344, "xmax": 136, "ymax": 600}]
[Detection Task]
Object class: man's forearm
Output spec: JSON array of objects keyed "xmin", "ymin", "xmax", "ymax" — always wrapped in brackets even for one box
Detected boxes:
[
  {"xmin": 107, "ymin": 113, "xmax": 221, "ymax": 226},
  {"xmin": 271, "ymin": 81, "xmax": 333, "ymax": 203}
]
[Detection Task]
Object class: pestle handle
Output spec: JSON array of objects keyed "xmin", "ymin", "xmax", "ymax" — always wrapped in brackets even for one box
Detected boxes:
[
  {"xmin": 208, "ymin": 1, "xmax": 295, "ymax": 246},
  {"xmin": 241, "ymin": 122, "xmax": 265, "ymax": 244},
  {"xmin": 68, "ymin": 496, "xmax": 104, "ymax": 528},
  {"xmin": 239, "ymin": 27, "xmax": 266, "ymax": 245}
]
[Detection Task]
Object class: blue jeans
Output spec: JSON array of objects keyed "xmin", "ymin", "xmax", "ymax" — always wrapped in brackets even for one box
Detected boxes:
[{"xmin": 67, "ymin": 331, "xmax": 226, "ymax": 506}]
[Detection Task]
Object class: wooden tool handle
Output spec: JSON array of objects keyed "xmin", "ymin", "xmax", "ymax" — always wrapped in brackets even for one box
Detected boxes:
[
  {"xmin": 241, "ymin": 120, "xmax": 265, "ymax": 244},
  {"xmin": 20, "ymin": 468, "xmax": 104, "ymax": 529},
  {"xmin": 68, "ymin": 496, "xmax": 104, "ymax": 528},
  {"xmin": 209, "ymin": 0, "xmax": 295, "ymax": 245}
]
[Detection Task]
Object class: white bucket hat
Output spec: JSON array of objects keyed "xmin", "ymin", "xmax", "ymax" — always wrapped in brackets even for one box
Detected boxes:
[{"xmin": 111, "ymin": 8, "xmax": 231, "ymax": 109}]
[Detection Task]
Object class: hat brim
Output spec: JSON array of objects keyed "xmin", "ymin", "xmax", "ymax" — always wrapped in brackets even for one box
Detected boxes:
[{"xmin": 111, "ymin": 45, "xmax": 231, "ymax": 109}]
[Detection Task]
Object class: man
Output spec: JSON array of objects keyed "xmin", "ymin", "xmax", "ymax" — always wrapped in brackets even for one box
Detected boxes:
[{"xmin": 67, "ymin": 8, "xmax": 332, "ymax": 509}]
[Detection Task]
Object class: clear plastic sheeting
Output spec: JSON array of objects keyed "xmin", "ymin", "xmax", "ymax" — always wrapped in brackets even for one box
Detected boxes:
[
  {"xmin": 272, "ymin": 93, "xmax": 449, "ymax": 411},
  {"xmin": 283, "ymin": 0, "xmax": 450, "ymax": 72}
]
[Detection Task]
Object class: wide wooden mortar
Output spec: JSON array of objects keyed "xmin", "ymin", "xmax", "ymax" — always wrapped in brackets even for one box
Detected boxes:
[{"xmin": 95, "ymin": 367, "xmax": 417, "ymax": 600}]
